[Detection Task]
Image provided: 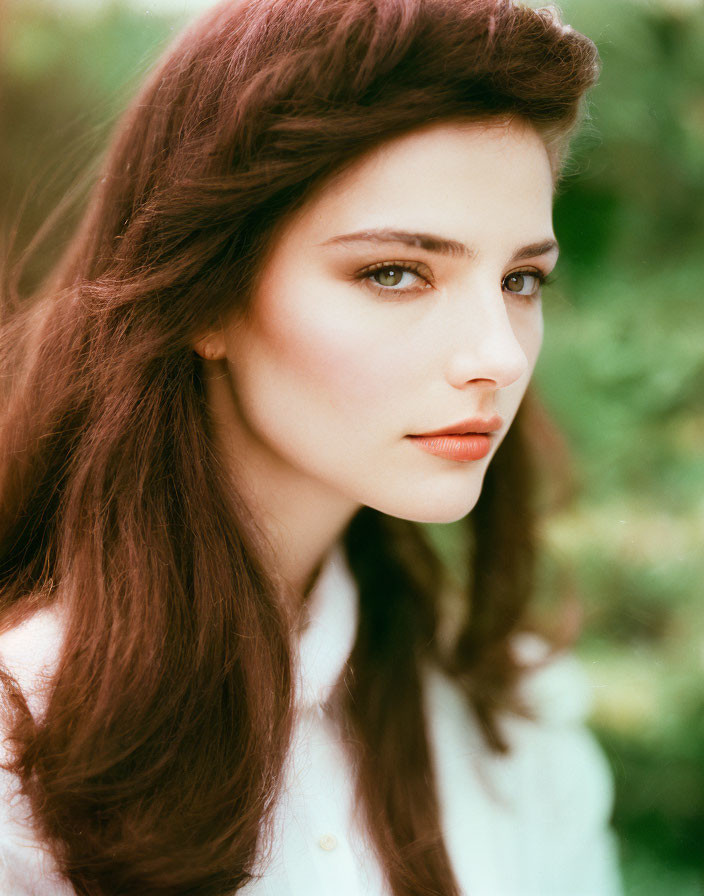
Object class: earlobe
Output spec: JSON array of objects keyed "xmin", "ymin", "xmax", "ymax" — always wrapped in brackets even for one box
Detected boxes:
[{"xmin": 193, "ymin": 329, "xmax": 227, "ymax": 361}]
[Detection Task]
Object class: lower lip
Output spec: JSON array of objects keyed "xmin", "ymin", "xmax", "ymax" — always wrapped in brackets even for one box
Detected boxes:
[{"xmin": 407, "ymin": 433, "xmax": 492, "ymax": 461}]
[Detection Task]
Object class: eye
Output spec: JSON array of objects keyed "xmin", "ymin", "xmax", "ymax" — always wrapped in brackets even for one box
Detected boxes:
[
  {"xmin": 502, "ymin": 270, "xmax": 547, "ymax": 300},
  {"xmin": 356, "ymin": 261, "xmax": 433, "ymax": 296},
  {"xmin": 373, "ymin": 267, "xmax": 417, "ymax": 288}
]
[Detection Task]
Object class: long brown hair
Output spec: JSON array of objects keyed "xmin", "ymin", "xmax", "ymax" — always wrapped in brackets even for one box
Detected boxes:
[{"xmin": 0, "ymin": 1, "xmax": 598, "ymax": 893}]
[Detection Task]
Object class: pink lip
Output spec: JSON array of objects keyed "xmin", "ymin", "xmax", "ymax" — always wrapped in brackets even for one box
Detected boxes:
[
  {"xmin": 407, "ymin": 433, "xmax": 493, "ymax": 461},
  {"xmin": 410, "ymin": 414, "xmax": 504, "ymax": 437}
]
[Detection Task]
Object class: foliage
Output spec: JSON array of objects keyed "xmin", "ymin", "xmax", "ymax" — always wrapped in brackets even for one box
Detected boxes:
[{"xmin": 535, "ymin": 2, "xmax": 704, "ymax": 890}]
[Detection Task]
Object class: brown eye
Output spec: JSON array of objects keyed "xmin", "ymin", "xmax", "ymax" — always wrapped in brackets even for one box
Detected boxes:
[
  {"xmin": 506, "ymin": 273, "xmax": 526, "ymax": 292},
  {"xmin": 503, "ymin": 271, "xmax": 542, "ymax": 297}
]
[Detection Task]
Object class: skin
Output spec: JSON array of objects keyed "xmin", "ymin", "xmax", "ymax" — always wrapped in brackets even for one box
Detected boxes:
[{"xmin": 195, "ymin": 117, "xmax": 558, "ymax": 602}]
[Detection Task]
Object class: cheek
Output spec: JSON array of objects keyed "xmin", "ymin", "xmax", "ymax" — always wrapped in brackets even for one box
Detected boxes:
[
  {"xmin": 250, "ymin": 286, "xmax": 406, "ymax": 419},
  {"xmin": 515, "ymin": 305, "xmax": 544, "ymax": 370}
]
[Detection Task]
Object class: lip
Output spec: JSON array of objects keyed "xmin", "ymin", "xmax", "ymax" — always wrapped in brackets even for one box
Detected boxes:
[
  {"xmin": 406, "ymin": 432, "xmax": 495, "ymax": 462},
  {"xmin": 409, "ymin": 414, "xmax": 504, "ymax": 437}
]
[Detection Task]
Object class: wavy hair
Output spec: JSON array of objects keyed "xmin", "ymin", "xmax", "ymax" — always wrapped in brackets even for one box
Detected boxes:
[{"xmin": 0, "ymin": 1, "xmax": 598, "ymax": 893}]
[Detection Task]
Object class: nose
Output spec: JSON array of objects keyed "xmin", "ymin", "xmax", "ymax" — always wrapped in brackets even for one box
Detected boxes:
[{"xmin": 443, "ymin": 286, "xmax": 532, "ymax": 390}]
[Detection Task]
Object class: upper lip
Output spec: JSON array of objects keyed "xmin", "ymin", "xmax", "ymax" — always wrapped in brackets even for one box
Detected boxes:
[{"xmin": 411, "ymin": 414, "xmax": 504, "ymax": 437}]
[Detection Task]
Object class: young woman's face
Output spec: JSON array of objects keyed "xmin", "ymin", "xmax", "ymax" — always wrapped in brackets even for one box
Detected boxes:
[{"xmin": 213, "ymin": 118, "xmax": 557, "ymax": 524}]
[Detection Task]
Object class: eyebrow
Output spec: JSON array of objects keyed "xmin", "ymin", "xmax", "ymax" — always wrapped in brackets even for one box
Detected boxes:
[{"xmin": 320, "ymin": 229, "xmax": 560, "ymax": 262}]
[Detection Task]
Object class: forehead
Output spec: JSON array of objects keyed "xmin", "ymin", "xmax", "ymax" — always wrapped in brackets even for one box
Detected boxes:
[{"xmin": 281, "ymin": 117, "xmax": 555, "ymax": 249}]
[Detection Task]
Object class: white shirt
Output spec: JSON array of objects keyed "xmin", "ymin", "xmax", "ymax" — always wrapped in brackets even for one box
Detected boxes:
[{"xmin": 0, "ymin": 544, "xmax": 623, "ymax": 895}]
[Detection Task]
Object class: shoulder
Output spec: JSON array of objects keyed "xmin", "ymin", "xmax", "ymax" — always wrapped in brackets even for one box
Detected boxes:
[
  {"xmin": 0, "ymin": 603, "xmax": 74, "ymax": 895},
  {"xmin": 0, "ymin": 772, "xmax": 75, "ymax": 895},
  {"xmin": 499, "ymin": 634, "xmax": 616, "ymax": 836},
  {"xmin": 0, "ymin": 601, "xmax": 67, "ymax": 724},
  {"xmin": 423, "ymin": 635, "xmax": 614, "ymax": 821},
  {"xmin": 422, "ymin": 636, "xmax": 623, "ymax": 895}
]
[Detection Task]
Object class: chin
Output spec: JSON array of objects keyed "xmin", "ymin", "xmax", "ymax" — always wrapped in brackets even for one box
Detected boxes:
[{"xmin": 368, "ymin": 474, "xmax": 486, "ymax": 525}]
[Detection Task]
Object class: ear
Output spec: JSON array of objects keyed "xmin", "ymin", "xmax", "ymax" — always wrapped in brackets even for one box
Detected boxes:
[{"xmin": 193, "ymin": 325, "xmax": 227, "ymax": 361}]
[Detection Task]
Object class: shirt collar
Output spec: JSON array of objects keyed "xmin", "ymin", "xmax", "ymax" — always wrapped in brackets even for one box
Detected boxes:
[{"xmin": 295, "ymin": 543, "xmax": 359, "ymax": 711}]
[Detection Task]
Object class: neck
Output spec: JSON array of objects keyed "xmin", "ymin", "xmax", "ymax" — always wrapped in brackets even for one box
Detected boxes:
[{"xmin": 201, "ymin": 360, "xmax": 360, "ymax": 611}]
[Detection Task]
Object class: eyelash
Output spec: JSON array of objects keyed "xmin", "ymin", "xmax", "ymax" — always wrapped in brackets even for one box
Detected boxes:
[
  {"xmin": 355, "ymin": 260, "xmax": 553, "ymax": 301},
  {"xmin": 354, "ymin": 260, "xmax": 432, "ymax": 296}
]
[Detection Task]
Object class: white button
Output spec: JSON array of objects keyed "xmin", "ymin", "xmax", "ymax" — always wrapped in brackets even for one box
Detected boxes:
[{"xmin": 318, "ymin": 833, "xmax": 338, "ymax": 851}]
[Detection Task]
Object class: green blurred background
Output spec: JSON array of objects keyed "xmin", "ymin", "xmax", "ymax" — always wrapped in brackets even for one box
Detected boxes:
[{"xmin": 1, "ymin": 0, "xmax": 702, "ymax": 892}]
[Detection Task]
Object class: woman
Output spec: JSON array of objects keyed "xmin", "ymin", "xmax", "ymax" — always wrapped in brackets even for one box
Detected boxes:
[{"xmin": 0, "ymin": 0, "xmax": 621, "ymax": 893}]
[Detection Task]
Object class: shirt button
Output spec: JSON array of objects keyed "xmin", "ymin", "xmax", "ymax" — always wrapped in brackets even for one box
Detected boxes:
[{"xmin": 318, "ymin": 833, "xmax": 338, "ymax": 852}]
